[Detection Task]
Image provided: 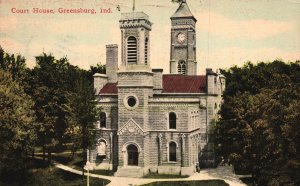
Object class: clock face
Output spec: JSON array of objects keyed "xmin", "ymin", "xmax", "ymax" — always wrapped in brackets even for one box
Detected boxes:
[{"xmin": 177, "ymin": 33, "xmax": 185, "ymax": 43}]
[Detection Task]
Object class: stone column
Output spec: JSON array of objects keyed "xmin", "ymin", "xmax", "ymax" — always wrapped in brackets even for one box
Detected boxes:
[
  {"xmin": 110, "ymin": 132, "xmax": 113, "ymax": 164},
  {"xmin": 181, "ymin": 134, "xmax": 186, "ymax": 167},
  {"xmin": 158, "ymin": 133, "xmax": 163, "ymax": 165}
]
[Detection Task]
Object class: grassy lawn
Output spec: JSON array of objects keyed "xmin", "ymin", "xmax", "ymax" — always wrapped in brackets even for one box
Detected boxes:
[
  {"xmin": 240, "ymin": 177, "xmax": 254, "ymax": 186},
  {"xmin": 0, "ymin": 158, "xmax": 110, "ymax": 186},
  {"xmin": 141, "ymin": 180, "xmax": 229, "ymax": 186},
  {"xmin": 35, "ymin": 151, "xmax": 84, "ymax": 170},
  {"xmin": 41, "ymin": 152, "xmax": 116, "ymax": 176}
]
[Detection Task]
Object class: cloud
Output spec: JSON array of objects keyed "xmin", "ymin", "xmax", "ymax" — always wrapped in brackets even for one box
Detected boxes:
[
  {"xmin": 0, "ymin": 38, "xmax": 24, "ymax": 52},
  {"xmin": 198, "ymin": 47, "xmax": 300, "ymax": 73},
  {"xmin": 0, "ymin": 16, "xmax": 18, "ymax": 32},
  {"xmin": 195, "ymin": 12, "xmax": 295, "ymax": 40},
  {"xmin": 67, "ymin": 44, "xmax": 105, "ymax": 69},
  {"xmin": 1, "ymin": 3, "xmax": 298, "ymax": 73}
]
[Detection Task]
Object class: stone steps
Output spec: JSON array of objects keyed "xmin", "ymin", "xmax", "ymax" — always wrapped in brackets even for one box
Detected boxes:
[{"xmin": 114, "ymin": 166, "xmax": 144, "ymax": 178}]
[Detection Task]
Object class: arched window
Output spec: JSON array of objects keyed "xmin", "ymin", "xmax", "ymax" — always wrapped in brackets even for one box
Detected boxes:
[
  {"xmin": 169, "ymin": 141, "xmax": 177, "ymax": 162},
  {"xmin": 178, "ymin": 60, "xmax": 186, "ymax": 74},
  {"xmin": 97, "ymin": 140, "xmax": 106, "ymax": 158},
  {"xmin": 127, "ymin": 36, "xmax": 137, "ymax": 64},
  {"xmin": 145, "ymin": 38, "xmax": 148, "ymax": 64},
  {"xmin": 169, "ymin": 112, "xmax": 176, "ymax": 129},
  {"xmin": 100, "ymin": 112, "xmax": 106, "ymax": 128}
]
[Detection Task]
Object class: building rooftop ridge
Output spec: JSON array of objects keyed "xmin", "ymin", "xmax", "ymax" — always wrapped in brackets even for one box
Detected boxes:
[{"xmin": 121, "ymin": 12, "xmax": 149, "ymax": 20}]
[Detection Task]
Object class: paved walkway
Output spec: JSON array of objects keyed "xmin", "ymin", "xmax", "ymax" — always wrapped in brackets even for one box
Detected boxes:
[{"xmin": 54, "ymin": 163, "xmax": 248, "ymax": 186}]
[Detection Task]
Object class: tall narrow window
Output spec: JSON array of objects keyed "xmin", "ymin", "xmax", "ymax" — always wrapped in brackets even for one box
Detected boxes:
[
  {"xmin": 178, "ymin": 60, "xmax": 186, "ymax": 74},
  {"xmin": 169, "ymin": 112, "xmax": 176, "ymax": 129},
  {"xmin": 145, "ymin": 38, "xmax": 148, "ymax": 64},
  {"xmin": 97, "ymin": 140, "xmax": 106, "ymax": 156},
  {"xmin": 100, "ymin": 112, "xmax": 106, "ymax": 128},
  {"xmin": 127, "ymin": 36, "xmax": 137, "ymax": 64},
  {"xmin": 169, "ymin": 142, "xmax": 177, "ymax": 162}
]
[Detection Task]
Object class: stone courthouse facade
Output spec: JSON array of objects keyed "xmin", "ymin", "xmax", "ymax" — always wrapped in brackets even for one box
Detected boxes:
[{"xmin": 88, "ymin": 0, "xmax": 225, "ymax": 177}]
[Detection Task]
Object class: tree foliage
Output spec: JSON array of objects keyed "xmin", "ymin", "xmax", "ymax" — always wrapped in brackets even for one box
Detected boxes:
[
  {"xmin": 25, "ymin": 54, "xmax": 76, "ymax": 161},
  {"xmin": 215, "ymin": 61, "xmax": 300, "ymax": 185},
  {"xmin": 0, "ymin": 47, "xmax": 27, "ymax": 82},
  {"xmin": 25, "ymin": 53, "xmax": 98, "ymax": 162},
  {"xmin": 0, "ymin": 69, "xmax": 36, "ymax": 173},
  {"xmin": 88, "ymin": 63, "xmax": 106, "ymax": 81},
  {"xmin": 0, "ymin": 47, "xmax": 99, "ymax": 175},
  {"xmin": 69, "ymin": 69, "xmax": 98, "ymax": 172}
]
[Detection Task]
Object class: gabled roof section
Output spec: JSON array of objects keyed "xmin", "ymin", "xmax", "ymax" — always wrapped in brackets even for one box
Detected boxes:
[
  {"xmin": 98, "ymin": 75, "xmax": 207, "ymax": 95},
  {"xmin": 163, "ymin": 74, "xmax": 206, "ymax": 93},
  {"xmin": 99, "ymin": 83, "xmax": 118, "ymax": 94},
  {"xmin": 171, "ymin": 0, "xmax": 196, "ymax": 21}
]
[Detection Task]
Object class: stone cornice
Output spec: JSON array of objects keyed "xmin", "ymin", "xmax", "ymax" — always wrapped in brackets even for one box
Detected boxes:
[
  {"xmin": 98, "ymin": 103, "xmax": 118, "ymax": 107},
  {"xmin": 117, "ymin": 85, "xmax": 154, "ymax": 88},
  {"xmin": 149, "ymin": 97, "xmax": 200, "ymax": 103}
]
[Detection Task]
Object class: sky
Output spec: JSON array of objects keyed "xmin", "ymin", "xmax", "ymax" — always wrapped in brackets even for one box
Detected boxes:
[{"xmin": 0, "ymin": 0, "xmax": 299, "ymax": 74}]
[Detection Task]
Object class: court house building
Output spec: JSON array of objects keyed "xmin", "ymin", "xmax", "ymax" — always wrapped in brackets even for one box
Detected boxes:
[{"xmin": 88, "ymin": 0, "xmax": 225, "ymax": 177}]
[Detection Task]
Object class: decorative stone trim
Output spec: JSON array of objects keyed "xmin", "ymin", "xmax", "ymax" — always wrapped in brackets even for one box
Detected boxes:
[
  {"xmin": 166, "ymin": 140, "xmax": 179, "ymax": 148},
  {"xmin": 98, "ymin": 104, "xmax": 118, "ymax": 107},
  {"xmin": 123, "ymin": 94, "xmax": 139, "ymax": 110},
  {"xmin": 121, "ymin": 141, "xmax": 142, "ymax": 167},
  {"xmin": 149, "ymin": 97, "xmax": 200, "ymax": 103},
  {"xmin": 97, "ymin": 138, "xmax": 108, "ymax": 145},
  {"xmin": 121, "ymin": 141, "xmax": 142, "ymax": 153},
  {"xmin": 117, "ymin": 118, "xmax": 146, "ymax": 136},
  {"xmin": 149, "ymin": 103, "xmax": 192, "ymax": 107}
]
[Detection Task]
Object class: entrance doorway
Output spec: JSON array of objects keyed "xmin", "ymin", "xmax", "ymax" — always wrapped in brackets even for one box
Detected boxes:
[{"xmin": 127, "ymin": 144, "xmax": 138, "ymax": 166}]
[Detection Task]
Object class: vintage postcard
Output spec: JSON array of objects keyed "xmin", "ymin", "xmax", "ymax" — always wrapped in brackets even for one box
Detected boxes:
[{"xmin": 0, "ymin": 0, "xmax": 299, "ymax": 186}]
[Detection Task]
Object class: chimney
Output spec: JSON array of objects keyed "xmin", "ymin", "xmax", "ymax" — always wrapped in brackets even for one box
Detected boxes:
[
  {"xmin": 106, "ymin": 44, "xmax": 118, "ymax": 83},
  {"xmin": 206, "ymin": 68, "xmax": 217, "ymax": 94},
  {"xmin": 152, "ymin": 69, "xmax": 163, "ymax": 93},
  {"xmin": 93, "ymin": 73, "xmax": 107, "ymax": 95},
  {"xmin": 217, "ymin": 70, "xmax": 226, "ymax": 94}
]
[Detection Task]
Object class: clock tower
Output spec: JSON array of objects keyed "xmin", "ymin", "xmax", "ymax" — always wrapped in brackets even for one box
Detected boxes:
[{"xmin": 170, "ymin": 0, "xmax": 197, "ymax": 75}]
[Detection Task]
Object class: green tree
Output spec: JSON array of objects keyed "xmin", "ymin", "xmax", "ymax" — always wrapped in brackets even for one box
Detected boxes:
[
  {"xmin": 215, "ymin": 61, "xmax": 300, "ymax": 185},
  {"xmin": 0, "ymin": 46, "xmax": 27, "ymax": 82},
  {"xmin": 26, "ymin": 53, "xmax": 98, "ymax": 167},
  {"xmin": 70, "ymin": 70, "xmax": 98, "ymax": 174},
  {"xmin": 26, "ymin": 53, "xmax": 77, "ymax": 163},
  {"xmin": 0, "ymin": 70, "xmax": 36, "ymax": 173},
  {"xmin": 89, "ymin": 63, "xmax": 106, "ymax": 81}
]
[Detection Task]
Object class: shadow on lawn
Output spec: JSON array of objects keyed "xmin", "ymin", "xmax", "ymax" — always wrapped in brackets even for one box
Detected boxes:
[{"xmin": 0, "ymin": 158, "xmax": 110, "ymax": 186}]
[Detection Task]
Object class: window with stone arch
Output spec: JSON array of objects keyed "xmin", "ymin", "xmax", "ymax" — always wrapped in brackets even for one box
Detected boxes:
[
  {"xmin": 169, "ymin": 112, "xmax": 177, "ymax": 129},
  {"xmin": 100, "ymin": 112, "xmax": 106, "ymax": 128},
  {"xmin": 145, "ymin": 37, "xmax": 148, "ymax": 65},
  {"xmin": 127, "ymin": 36, "xmax": 137, "ymax": 64},
  {"xmin": 178, "ymin": 60, "xmax": 186, "ymax": 74},
  {"xmin": 169, "ymin": 141, "xmax": 177, "ymax": 162}
]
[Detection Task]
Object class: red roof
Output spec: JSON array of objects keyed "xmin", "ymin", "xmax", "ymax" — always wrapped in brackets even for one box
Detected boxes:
[
  {"xmin": 99, "ymin": 75, "xmax": 207, "ymax": 94},
  {"xmin": 163, "ymin": 75, "xmax": 206, "ymax": 93},
  {"xmin": 99, "ymin": 83, "xmax": 118, "ymax": 94}
]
